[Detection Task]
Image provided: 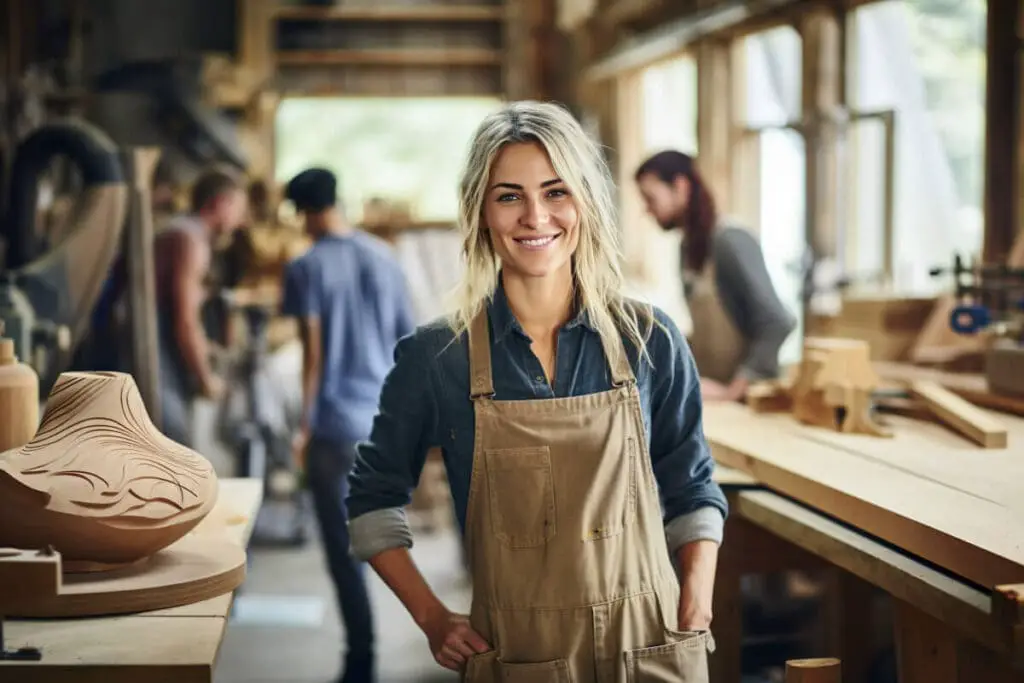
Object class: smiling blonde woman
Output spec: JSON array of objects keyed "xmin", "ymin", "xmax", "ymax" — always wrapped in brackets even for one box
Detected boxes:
[{"xmin": 346, "ymin": 100, "xmax": 727, "ymax": 683}]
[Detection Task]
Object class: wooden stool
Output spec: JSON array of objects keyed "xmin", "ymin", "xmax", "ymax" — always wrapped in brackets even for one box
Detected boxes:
[{"xmin": 786, "ymin": 658, "xmax": 842, "ymax": 683}]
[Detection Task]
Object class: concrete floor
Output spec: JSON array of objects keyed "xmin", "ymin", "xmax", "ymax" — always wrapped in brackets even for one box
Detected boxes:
[{"xmin": 214, "ymin": 523, "xmax": 470, "ymax": 683}]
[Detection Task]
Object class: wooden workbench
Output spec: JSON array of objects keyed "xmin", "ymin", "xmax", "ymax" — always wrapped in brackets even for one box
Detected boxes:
[
  {"xmin": 705, "ymin": 391, "xmax": 1024, "ymax": 683},
  {"xmin": 0, "ymin": 478, "xmax": 263, "ymax": 683}
]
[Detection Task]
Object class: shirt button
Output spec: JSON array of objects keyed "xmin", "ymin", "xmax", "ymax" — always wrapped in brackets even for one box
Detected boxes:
[{"xmin": 536, "ymin": 375, "xmax": 544, "ymax": 382}]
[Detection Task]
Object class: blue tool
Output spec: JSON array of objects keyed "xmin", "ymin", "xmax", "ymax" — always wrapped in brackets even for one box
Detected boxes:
[{"xmin": 949, "ymin": 304, "xmax": 991, "ymax": 334}]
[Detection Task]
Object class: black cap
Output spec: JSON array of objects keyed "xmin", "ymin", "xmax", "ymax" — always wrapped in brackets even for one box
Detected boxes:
[{"xmin": 286, "ymin": 167, "xmax": 337, "ymax": 213}]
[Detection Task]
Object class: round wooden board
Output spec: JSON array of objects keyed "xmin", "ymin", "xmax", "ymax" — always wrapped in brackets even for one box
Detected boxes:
[{"xmin": 6, "ymin": 535, "xmax": 246, "ymax": 618}]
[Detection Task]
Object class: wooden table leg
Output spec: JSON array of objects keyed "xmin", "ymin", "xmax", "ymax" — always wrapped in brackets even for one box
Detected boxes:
[
  {"xmin": 710, "ymin": 513, "xmax": 745, "ymax": 683},
  {"xmin": 786, "ymin": 658, "xmax": 842, "ymax": 683}
]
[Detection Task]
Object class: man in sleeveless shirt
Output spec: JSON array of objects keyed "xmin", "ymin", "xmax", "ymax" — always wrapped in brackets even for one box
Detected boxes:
[{"xmin": 154, "ymin": 167, "xmax": 248, "ymax": 446}]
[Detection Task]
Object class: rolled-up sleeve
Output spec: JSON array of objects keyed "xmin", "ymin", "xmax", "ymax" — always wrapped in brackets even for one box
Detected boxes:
[
  {"xmin": 648, "ymin": 309, "xmax": 728, "ymax": 552},
  {"xmin": 347, "ymin": 331, "xmax": 438, "ymax": 560}
]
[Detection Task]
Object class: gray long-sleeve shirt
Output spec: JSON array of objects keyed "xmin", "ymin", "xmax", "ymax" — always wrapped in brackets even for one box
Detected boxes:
[{"xmin": 686, "ymin": 225, "xmax": 797, "ymax": 381}]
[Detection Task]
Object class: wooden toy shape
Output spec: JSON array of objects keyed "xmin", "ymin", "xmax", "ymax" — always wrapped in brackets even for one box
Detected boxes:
[
  {"xmin": 0, "ymin": 371, "xmax": 218, "ymax": 571},
  {"xmin": 790, "ymin": 338, "xmax": 892, "ymax": 437}
]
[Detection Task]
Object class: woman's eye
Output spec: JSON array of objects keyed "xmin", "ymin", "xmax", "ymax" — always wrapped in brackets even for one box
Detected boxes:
[
  {"xmin": 497, "ymin": 193, "xmax": 518, "ymax": 202},
  {"xmin": 548, "ymin": 188, "xmax": 568, "ymax": 198}
]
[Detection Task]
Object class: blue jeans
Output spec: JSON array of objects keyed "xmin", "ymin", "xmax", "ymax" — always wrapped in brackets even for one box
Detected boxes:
[{"xmin": 306, "ymin": 437, "xmax": 375, "ymax": 664}]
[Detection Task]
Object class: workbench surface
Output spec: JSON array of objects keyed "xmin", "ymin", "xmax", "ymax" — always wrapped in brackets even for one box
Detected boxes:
[
  {"xmin": 0, "ymin": 477, "xmax": 263, "ymax": 683},
  {"xmin": 703, "ymin": 392, "xmax": 1024, "ymax": 592}
]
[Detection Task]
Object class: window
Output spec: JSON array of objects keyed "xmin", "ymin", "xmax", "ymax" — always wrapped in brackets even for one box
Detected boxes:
[
  {"xmin": 274, "ymin": 97, "xmax": 503, "ymax": 223},
  {"xmin": 641, "ymin": 56, "xmax": 699, "ymax": 155},
  {"xmin": 735, "ymin": 26, "xmax": 805, "ymax": 365},
  {"xmin": 846, "ymin": 0, "xmax": 986, "ymax": 292}
]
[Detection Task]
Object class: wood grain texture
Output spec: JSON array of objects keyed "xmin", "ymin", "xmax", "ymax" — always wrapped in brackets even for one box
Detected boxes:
[
  {"xmin": 0, "ymin": 479, "xmax": 261, "ymax": 683},
  {"xmin": 0, "ymin": 536, "xmax": 245, "ymax": 618},
  {"xmin": 704, "ymin": 401, "xmax": 1024, "ymax": 590},
  {"xmin": 0, "ymin": 371, "xmax": 218, "ymax": 568}
]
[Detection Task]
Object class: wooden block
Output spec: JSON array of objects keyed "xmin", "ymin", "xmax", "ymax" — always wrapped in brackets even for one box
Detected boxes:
[
  {"xmin": 0, "ymin": 548, "xmax": 61, "ymax": 610},
  {"xmin": 786, "ymin": 657, "xmax": 841, "ymax": 683},
  {"xmin": 910, "ymin": 380, "xmax": 1009, "ymax": 448}
]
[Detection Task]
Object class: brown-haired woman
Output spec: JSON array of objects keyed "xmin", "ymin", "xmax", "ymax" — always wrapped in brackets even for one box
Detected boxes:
[{"xmin": 635, "ymin": 150, "xmax": 795, "ymax": 401}]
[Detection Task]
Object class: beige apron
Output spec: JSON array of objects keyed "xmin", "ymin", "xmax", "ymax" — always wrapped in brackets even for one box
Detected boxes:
[
  {"xmin": 685, "ymin": 262, "xmax": 747, "ymax": 385},
  {"xmin": 461, "ymin": 309, "xmax": 714, "ymax": 683}
]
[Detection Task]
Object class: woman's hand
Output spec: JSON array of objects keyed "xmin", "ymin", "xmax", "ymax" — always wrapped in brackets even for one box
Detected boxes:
[{"xmin": 420, "ymin": 605, "xmax": 492, "ymax": 671}]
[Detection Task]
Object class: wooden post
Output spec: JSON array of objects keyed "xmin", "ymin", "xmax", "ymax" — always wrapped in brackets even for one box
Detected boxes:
[
  {"xmin": 121, "ymin": 148, "xmax": 162, "ymax": 426},
  {"xmin": 696, "ymin": 38, "xmax": 733, "ymax": 212},
  {"xmin": 786, "ymin": 658, "xmax": 842, "ymax": 683},
  {"xmin": 982, "ymin": 0, "xmax": 1022, "ymax": 263}
]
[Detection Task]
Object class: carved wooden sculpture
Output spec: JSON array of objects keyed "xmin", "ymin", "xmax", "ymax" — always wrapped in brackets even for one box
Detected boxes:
[
  {"xmin": 0, "ymin": 371, "xmax": 219, "ymax": 571},
  {"xmin": 790, "ymin": 338, "xmax": 891, "ymax": 437}
]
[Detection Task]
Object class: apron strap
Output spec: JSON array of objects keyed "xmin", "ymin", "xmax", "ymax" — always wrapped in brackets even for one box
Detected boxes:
[
  {"xmin": 468, "ymin": 306, "xmax": 495, "ymax": 399},
  {"xmin": 601, "ymin": 326, "xmax": 636, "ymax": 388}
]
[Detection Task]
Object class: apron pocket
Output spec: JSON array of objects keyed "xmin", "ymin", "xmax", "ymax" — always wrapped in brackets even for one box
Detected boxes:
[
  {"xmin": 485, "ymin": 446, "xmax": 556, "ymax": 549},
  {"xmin": 463, "ymin": 650, "xmax": 498, "ymax": 682},
  {"xmin": 623, "ymin": 630, "xmax": 713, "ymax": 683},
  {"xmin": 498, "ymin": 657, "xmax": 572, "ymax": 683}
]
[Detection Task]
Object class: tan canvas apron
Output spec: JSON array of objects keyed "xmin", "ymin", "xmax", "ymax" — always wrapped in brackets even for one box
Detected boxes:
[
  {"xmin": 685, "ymin": 262, "xmax": 747, "ymax": 385},
  {"xmin": 461, "ymin": 309, "xmax": 715, "ymax": 683}
]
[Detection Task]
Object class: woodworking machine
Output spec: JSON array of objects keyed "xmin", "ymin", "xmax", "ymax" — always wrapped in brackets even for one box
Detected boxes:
[
  {"xmin": 0, "ymin": 119, "xmax": 129, "ymax": 394},
  {"xmin": 930, "ymin": 254, "xmax": 1024, "ymax": 396}
]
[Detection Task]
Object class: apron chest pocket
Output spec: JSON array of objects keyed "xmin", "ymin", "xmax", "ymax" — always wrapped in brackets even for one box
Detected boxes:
[
  {"xmin": 623, "ymin": 630, "xmax": 714, "ymax": 683},
  {"xmin": 485, "ymin": 446, "xmax": 556, "ymax": 549}
]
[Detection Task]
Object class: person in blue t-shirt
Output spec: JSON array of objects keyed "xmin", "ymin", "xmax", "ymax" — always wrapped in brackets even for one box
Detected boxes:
[{"xmin": 282, "ymin": 167, "xmax": 415, "ymax": 683}]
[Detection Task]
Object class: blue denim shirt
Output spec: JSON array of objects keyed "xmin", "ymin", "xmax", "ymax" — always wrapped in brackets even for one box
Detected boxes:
[{"xmin": 346, "ymin": 284, "xmax": 728, "ymax": 561}]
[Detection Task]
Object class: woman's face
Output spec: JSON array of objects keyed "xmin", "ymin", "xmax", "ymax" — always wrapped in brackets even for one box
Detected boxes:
[
  {"xmin": 483, "ymin": 141, "xmax": 579, "ymax": 280},
  {"xmin": 637, "ymin": 172, "xmax": 689, "ymax": 231}
]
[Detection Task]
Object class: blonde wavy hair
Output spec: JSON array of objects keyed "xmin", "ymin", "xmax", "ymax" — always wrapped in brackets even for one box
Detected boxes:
[{"xmin": 450, "ymin": 100, "xmax": 656, "ymax": 371}]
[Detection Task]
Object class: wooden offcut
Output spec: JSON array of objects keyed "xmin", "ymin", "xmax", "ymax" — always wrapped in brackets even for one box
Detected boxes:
[{"xmin": 909, "ymin": 380, "xmax": 1008, "ymax": 448}]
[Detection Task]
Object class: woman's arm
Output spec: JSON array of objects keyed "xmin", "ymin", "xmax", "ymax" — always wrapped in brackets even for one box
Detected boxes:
[
  {"xmin": 714, "ymin": 227, "xmax": 797, "ymax": 395},
  {"xmin": 647, "ymin": 308, "xmax": 729, "ymax": 628},
  {"xmin": 346, "ymin": 331, "xmax": 490, "ymax": 669}
]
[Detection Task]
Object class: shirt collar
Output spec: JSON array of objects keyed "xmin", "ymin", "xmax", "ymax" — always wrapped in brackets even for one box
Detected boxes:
[{"xmin": 487, "ymin": 277, "xmax": 597, "ymax": 345}]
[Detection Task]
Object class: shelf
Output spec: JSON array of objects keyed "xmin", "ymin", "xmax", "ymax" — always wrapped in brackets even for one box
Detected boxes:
[
  {"xmin": 274, "ymin": 5, "xmax": 506, "ymax": 22},
  {"xmin": 277, "ymin": 48, "xmax": 503, "ymax": 66}
]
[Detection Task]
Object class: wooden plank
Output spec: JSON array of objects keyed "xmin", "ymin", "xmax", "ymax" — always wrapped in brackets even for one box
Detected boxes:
[
  {"xmin": 584, "ymin": 0, "xmax": 803, "ymax": 81},
  {"xmin": 0, "ymin": 616, "xmax": 225, "ymax": 683},
  {"xmin": 910, "ymin": 380, "xmax": 1009, "ymax": 448},
  {"xmin": 275, "ymin": 5, "xmax": 506, "ymax": 22},
  {"xmin": 704, "ymin": 402, "xmax": 1024, "ymax": 589},
  {"xmin": 876, "ymin": 361, "xmax": 1024, "ymax": 418},
  {"xmin": 277, "ymin": 48, "xmax": 503, "ymax": 67}
]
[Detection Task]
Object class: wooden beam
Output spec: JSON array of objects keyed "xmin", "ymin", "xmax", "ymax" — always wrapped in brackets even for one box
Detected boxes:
[
  {"xmin": 697, "ymin": 39, "xmax": 734, "ymax": 211},
  {"xmin": 982, "ymin": 0, "xmax": 1022, "ymax": 263},
  {"xmin": 273, "ymin": 5, "xmax": 505, "ymax": 22},
  {"xmin": 583, "ymin": 0, "xmax": 804, "ymax": 82},
  {"xmin": 799, "ymin": 6, "xmax": 842, "ymax": 263},
  {"xmin": 277, "ymin": 49, "xmax": 503, "ymax": 67}
]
